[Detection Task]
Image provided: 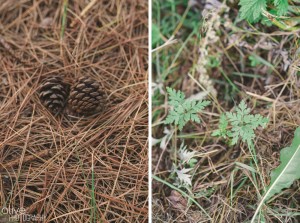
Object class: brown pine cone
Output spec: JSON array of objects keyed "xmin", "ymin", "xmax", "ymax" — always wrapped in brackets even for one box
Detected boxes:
[
  {"xmin": 39, "ymin": 76, "xmax": 70, "ymax": 115},
  {"xmin": 68, "ymin": 76, "xmax": 106, "ymax": 115}
]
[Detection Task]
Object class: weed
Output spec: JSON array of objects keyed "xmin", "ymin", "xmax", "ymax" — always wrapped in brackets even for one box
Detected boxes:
[
  {"xmin": 238, "ymin": 0, "xmax": 300, "ymax": 30},
  {"xmin": 213, "ymin": 100, "xmax": 269, "ymax": 146},
  {"xmin": 239, "ymin": 0, "xmax": 288, "ymax": 23},
  {"xmin": 165, "ymin": 87, "xmax": 210, "ymax": 131}
]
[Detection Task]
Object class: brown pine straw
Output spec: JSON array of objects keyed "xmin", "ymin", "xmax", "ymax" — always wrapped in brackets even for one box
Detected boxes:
[{"xmin": 0, "ymin": 0, "xmax": 148, "ymax": 222}]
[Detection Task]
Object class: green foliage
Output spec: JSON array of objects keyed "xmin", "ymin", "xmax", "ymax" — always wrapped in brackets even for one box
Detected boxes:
[
  {"xmin": 213, "ymin": 100, "xmax": 269, "ymax": 145},
  {"xmin": 249, "ymin": 55, "xmax": 262, "ymax": 67},
  {"xmin": 207, "ymin": 55, "xmax": 221, "ymax": 68},
  {"xmin": 239, "ymin": 0, "xmax": 289, "ymax": 23},
  {"xmin": 239, "ymin": 0, "xmax": 267, "ymax": 23},
  {"xmin": 165, "ymin": 87, "xmax": 210, "ymax": 131},
  {"xmin": 251, "ymin": 127, "xmax": 300, "ymax": 222},
  {"xmin": 226, "ymin": 100, "xmax": 269, "ymax": 145},
  {"xmin": 152, "ymin": 0, "xmax": 201, "ymax": 40},
  {"xmin": 274, "ymin": 0, "xmax": 289, "ymax": 16},
  {"xmin": 152, "ymin": 23, "xmax": 161, "ymax": 47},
  {"xmin": 265, "ymin": 126, "xmax": 300, "ymax": 201},
  {"xmin": 152, "ymin": 0, "xmax": 203, "ymax": 83},
  {"xmin": 194, "ymin": 187, "xmax": 216, "ymax": 199},
  {"xmin": 212, "ymin": 113, "xmax": 228, "ymax": 139}
]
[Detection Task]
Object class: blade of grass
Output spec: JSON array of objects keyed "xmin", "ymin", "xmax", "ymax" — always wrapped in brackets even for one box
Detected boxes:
[
  {"xmin": 249, "ymin": 53, "xmax": 284, "ymax": 81},
  {"xmin": 161, "ymin": 30, "xmax": 196, "ymax": 80},
  {"xmin": 90, "ymin": 153, "xmax": 99, "ymax": 223},
  {"xmin": 219, "ymin": 68, "xmax": 240, "ymax": 93},
  {"xmin": 232, "ymin": 72, "xmax": 262, "ymax": 78},
  {"xmin": 60, "ymin": 0, "xmax": 68, "ymax": 40}
]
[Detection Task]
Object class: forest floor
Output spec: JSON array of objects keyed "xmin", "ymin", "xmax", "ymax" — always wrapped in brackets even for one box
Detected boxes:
[
  {"xmin": 152, "ymin": 0, "xmax": 300, "ymax": 222},
  {"xmin": 0, "ymin": 0, "xmax": 148, "ymax": 222}
]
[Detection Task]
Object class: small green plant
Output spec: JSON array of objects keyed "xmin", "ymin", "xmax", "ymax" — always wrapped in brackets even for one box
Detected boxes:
[
  {"xmin": 211, "ymin": 113, "xmax": 228, "ymax": 139},
  {"xmin": 165, "ymin": 87, "xmax": 210, "ymax": 131},
  {"xmin": 249, "ymin": 55, "xmax": 262, "ymax": 67},
  {"xmin": 213, "ymin": 100, "xmax": 270, "ymax": 221},
  {"xmin": 239, "ymin": 0, "xmax": 289, "ymax": 23},
  {"xmin": 212, "ymin": 100, "xmax": 269, "ymax": 146},
  {"xmin": 207, "ymin": 55, "xmax": 221, "ymax": 68}
]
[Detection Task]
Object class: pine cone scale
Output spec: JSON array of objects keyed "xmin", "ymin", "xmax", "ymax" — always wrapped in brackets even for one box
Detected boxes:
[
  {"xmin": 68, "ymin": 76, "xmax": 106, "ymax": 115},
  {"xmin": 74, "ymin": 93, "xmax": 85, "ymax": 99},
  {"xmin": 71, "ymin": 100, "xmax": 78, "ymax": 105},
  {"xmin": 82, "ymin": 88, "xmax": 93, "ymax": 93},
  {"xmin": 91, "ymin": 83, "xmax": 99, "ymax": 88},
  {"xmin": 90, "ymin": 92, "xmax": 99, "ymax": 97}
]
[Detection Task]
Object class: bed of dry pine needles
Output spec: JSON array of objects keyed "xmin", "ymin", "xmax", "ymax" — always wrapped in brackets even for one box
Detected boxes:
[
  {"xmin": 152, "ymin": 1, "xmax": 300, "ymax": 223},
  {"xmin": 0, "ymin": 0, "xmax": 148, "ymax": 222}
]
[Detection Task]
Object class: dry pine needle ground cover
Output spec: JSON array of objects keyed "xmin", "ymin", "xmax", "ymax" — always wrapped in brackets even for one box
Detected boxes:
[
  {"xmin": 0, "ymin": 0, "xmax": 148, "ymax": 222},
  {"xmin": 152, "ymin": 1, "xmax": 300, "ymax": 222}
]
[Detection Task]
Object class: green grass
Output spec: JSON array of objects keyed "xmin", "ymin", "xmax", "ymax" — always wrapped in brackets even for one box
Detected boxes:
[
  {"xmin": 60, "ymin": 0, "xmax": 68, "ymax": 40},
  {"xmin": 90, "ymin": 158, "xmax": 98, "ymax": 223},
  {"xmin": 152, "ymin": 0, "xmax": 203, "ymax": 117}
]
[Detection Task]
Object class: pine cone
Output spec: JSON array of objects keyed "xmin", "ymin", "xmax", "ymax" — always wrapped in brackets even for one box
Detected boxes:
[
  {"xmin": 68, "ymin": 76, "xmax": 106, "ymax": 115},
  {"xmin": 39, "ymin": 76, "xmax": 70, "ymax": 115}
]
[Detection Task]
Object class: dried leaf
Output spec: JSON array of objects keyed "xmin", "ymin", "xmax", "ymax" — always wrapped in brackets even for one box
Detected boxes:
[
  {"xmin": 178, "ymin": 143, "xmax": 197, "ymax": 164},
  {"xmin": 175, "ymin": 168, "xmax": 193, "ymax": 186}
]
